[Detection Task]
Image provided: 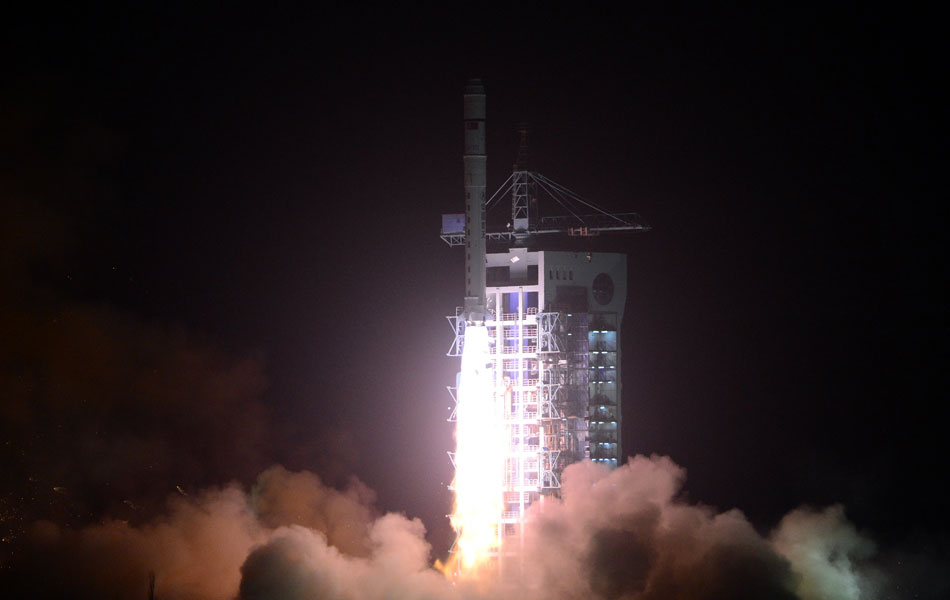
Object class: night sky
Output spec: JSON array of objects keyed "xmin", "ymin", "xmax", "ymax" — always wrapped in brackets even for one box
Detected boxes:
[{"xmin": 2, "ymin": 4, "xmax": 945, "ymax": 596}]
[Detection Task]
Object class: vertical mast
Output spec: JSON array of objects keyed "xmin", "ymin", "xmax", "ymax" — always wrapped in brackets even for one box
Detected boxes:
[
  {"xmin": 511, "ymin": 123, "xmax": 533, "ymax": 244},
  {"xmin": 463, "ymin": 79, "xmax": 487, "ymax": 323}
]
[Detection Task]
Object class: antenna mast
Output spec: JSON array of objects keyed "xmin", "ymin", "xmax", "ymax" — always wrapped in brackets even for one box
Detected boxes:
[{"xmin": 510, "ymin": 123, "xmax": 534, "ymax": 243}]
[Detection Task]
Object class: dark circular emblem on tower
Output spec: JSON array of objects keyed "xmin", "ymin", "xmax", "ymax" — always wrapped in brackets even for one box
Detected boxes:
[{"xmin": 592, "ymin": 273, "xmax": 614, "ymax": 305}]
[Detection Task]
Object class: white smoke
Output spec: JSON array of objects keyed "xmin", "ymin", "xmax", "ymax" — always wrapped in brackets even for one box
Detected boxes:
[
  {"xmin": 518, "ymin": 456, "xmax": 880, "ymax": 600},
  {"xmin": 10, "ymin": 457, "xmax": 886, "ymax": 600},
  {"xmin": 772, "ymin": 504, "xmax": 877, "ymax": 600}
]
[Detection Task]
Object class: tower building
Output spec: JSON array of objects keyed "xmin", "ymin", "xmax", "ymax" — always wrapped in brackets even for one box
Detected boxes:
[{"xmin": 442, "ymin": 80, "xmax": 648, "ymax": 574}]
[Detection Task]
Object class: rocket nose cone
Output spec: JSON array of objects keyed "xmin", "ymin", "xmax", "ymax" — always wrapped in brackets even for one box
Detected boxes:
[{"xmin": 464, "ymin": 78, "xmax": 485, "ymax": 94}]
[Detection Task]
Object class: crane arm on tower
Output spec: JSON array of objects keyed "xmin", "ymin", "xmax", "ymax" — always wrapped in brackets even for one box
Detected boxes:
[{"xmin": 440, "ymin": 171, "xmax": 650, "ymax": 247}]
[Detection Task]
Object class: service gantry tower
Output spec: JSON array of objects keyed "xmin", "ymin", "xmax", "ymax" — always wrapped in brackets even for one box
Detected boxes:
[{"xmin": 442, "ymin": 79, "xmax": 649, "ymax": 577}]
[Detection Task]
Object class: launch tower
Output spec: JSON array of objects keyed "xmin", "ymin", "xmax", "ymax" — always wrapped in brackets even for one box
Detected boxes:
[{"xmin": 442, "ymin": 79, "xmax": 648, "ymax": 576}]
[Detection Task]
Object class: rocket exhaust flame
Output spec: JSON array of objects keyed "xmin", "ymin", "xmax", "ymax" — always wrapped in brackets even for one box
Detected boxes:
[{"xmin": 449, "ymin": 324, "xmax": 505, "ymax": 575}]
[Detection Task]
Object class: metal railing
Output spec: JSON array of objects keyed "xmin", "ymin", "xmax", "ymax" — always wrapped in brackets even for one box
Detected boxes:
[
  {"xmin": 504, "ymin": 328, "xmax": 537, "ymax": 339},
  {"xmin": 498, "ymin": 312, "xmax": 538, "ymax": 321}
]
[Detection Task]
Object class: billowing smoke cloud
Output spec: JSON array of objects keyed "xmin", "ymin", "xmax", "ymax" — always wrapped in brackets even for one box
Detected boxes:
[
  {"xmin": 772, "ymin": 504, "xmax": 876, "ymax": 600},
  {"xmin": 520, "ymin": 456, "xmax": 878, "ymax": 600},
  {"xmin": 8, "ymin": 466, "xmax": 414, "ymax": 599},
  {"xmin": 238, "ymin": 515, "xmax": 452, "ymax": 600},
  {"xmin": 25, "ymin": 484, "xmax": 263, "ymax": 599},
  {"xmin": 250, "ymin": 466, "xmax": 378, "ymax": 558},
  {"xmin": 5, "ymin": 456, "xmax": 887, "ymax": 600}
]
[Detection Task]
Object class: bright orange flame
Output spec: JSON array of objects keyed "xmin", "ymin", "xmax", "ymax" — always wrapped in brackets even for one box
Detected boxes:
[{"xmin": 449, "ymin": 325, "xmax": 505, "ymax": 576}]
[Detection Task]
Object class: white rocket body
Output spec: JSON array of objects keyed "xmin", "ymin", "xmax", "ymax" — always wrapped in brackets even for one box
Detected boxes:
[{"xmin": 462, "ymin": 79, "xmax": 487, "ymax": 324}]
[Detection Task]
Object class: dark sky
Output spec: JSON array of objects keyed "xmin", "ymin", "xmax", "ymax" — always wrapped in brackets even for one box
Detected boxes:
[{"xmin": 2, "ymin": 3, "xmax": 944, "ymax": 571}]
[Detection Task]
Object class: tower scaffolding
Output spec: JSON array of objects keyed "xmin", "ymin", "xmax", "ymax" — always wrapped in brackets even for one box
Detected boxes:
[{"xmin": 443, "ymin": 80, "xmax": 647, "ymax": 579}]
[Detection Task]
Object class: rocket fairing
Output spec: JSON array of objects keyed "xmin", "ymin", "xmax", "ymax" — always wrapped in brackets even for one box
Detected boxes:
[{"xmin": 462, "ymin": 78, "xmax": 487, "ymax": 324}]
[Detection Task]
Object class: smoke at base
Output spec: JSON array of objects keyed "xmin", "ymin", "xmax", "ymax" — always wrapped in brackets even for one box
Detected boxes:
[{"xmin": 3, "ymin": 456, "xmax": 893, "ymax": 600}]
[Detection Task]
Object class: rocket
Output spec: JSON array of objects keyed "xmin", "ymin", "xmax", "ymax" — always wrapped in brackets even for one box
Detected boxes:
[{"xmin": 462, "ymin": 78, "xmax": 487, "ymax": 324}]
